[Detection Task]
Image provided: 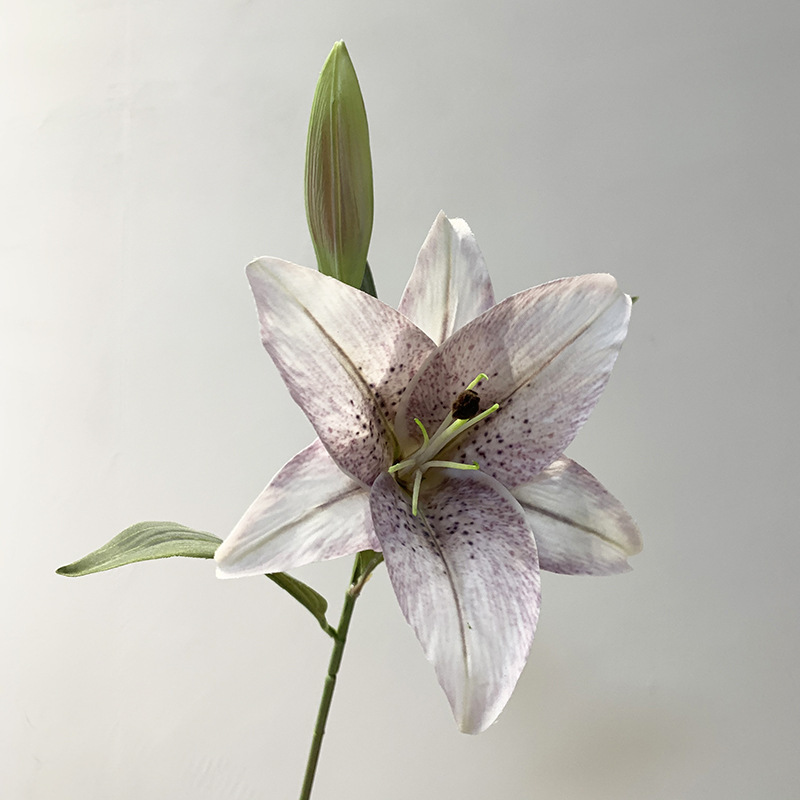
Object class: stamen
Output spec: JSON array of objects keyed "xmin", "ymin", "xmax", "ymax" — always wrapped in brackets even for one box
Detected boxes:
[
  {"xmin": 390, "ymin": 372, "xmax": 501, "ymax": 516},
  {"xmin": 422, "ymin": 376, "xmax": 488, "ymax": 448},
  {"xmin": 414, "ymin": 418, "xmax": 430, "ymax": 447},
  {"xmin": 427, "ymin": 411, "xmax": 455, "ymax": 446},
  {"xmin": 411, "ymin": 470, "xmax": 423, "ymax": 516},
  {"xmin": 461, "ymin": 402, "xmax": 500, "ymax": 429},
  {"xmin": 452, "ymin": 389, "xmax": 480, "ymax": 420},
  {"xmin": 421, "ymin": 402, "xmax": 500, "ymax": 461},
  {"xmin": 466, "ymin": 373, "xmax": 488, "ymax": 391},
  {"xmin": 422, "ymin": 460, "xmax": 480, "ymax": 472},
  {"xmin": 410, "ymin": 462, "xmax": 480, "ymax": 517}
]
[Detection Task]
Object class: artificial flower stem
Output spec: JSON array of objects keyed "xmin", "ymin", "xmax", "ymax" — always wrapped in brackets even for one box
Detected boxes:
[{"xmin": 299, "ymin": 553, "xmax": 382, "ymax": 800}]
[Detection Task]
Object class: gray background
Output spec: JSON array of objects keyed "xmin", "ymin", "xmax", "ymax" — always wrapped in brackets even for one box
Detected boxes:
[{"xmin": 3, "ymin": 1, "xmax": 798, "ymax": 798}]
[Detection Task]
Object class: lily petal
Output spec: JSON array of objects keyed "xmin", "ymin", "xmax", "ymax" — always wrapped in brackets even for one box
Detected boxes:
[
  {"xmin": 511, "ymin": 458, "xmax": 642, "ymax": 575},
  {"xmin": 247, "ymin": 258, "xmax": 436, "ymax": 485},
  {"xmin": 370, "ymin": 470, "xmax": 540, "ymax": 734},
  {"xmin": 396, "ymin": 274, "xmax": 631, "ymax": 486},
  {"xmin": 398, "ymin": 212, "xmax": 495, "ymax": 345},
  {"xmin": 216, "ymin": 440, "xmax": 377, "ymax": 577}
]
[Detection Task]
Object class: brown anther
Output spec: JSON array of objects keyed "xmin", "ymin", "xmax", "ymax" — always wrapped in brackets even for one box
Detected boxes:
[{"xmin": 451, "ymin": 389, "xmax": 481, "ymax": 420}]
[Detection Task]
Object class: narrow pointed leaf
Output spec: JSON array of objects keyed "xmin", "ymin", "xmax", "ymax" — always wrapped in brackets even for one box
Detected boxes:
[
  {"xmin": 56, "ymin": 522, "xmax": 222, "ymax": 576},
  {"xmin": 355, "ymin": 548, "xmax": 383, "ymax": 578},
  {"xmin": 266, "ymin": 572, "xmax": 331, "ymax": 633},
  {"xmin": 58, "ymin": 521, "xmax": 331, "ymax": 630}
]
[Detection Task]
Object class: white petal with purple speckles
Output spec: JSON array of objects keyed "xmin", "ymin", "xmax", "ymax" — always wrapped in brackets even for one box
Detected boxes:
[
  {"xmin": 247, "ymin": 258, "xmax": 436, "ymax": 485},
  {"xmin": 396, "ymin": 275, "xmax": 631, "ymax": 486},
  {"xmin": 216, "ymin": 440, "xmax": 377, "ymax": 577},
  {"xmin": 511, "ymin": 457, "xmax": 642, "ymax": 575},
  {"xmin": 398, "ymin": 212, "xmax": 495, "ymax": 346},
  {"xmin": 370, "ymin": 470, "xmax": 540, "ymax": 734}
]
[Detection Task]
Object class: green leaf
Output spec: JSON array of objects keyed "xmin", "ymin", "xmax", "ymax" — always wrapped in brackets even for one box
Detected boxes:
[
  {"xmin": 56, "ymin": 522, "xmax": 222, "ymax": 576},
  {"xmin": 267, "ymin": 573, "xmax": 332, "ymax": 635},
  {"xmin": 57, "ymin": 521, "xmax": 333, "ymax": 633},
  {"xmin": 355, "ymin": 548, "xmax": 382, "ymax": 579}
]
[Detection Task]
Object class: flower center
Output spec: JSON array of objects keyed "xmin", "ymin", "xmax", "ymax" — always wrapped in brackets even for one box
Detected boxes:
[{"xmin": 388, "ymin": 373, "xmax": 500, "ymax": 515}]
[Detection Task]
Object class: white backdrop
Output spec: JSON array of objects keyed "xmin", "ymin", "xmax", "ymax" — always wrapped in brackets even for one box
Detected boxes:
[{"xmin": 3, "ymin": 1, "xmax": 799, "ymax": 798}]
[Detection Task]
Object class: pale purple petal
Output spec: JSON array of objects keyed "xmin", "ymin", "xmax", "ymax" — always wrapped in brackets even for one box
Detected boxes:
[
  {"xmin": 370, "ymin": 470, "xmax": 540, "ymax": 734},
  {"xmin": 396, "ymin": 275, "xmax": 631, "ymax": 486},
  {"xmin": 247, "ymin": 258, "xmax": 435, "ymax": 485},
  {"xmin": 511, "ymin": 458, "xmax": 642, "ymax": 575},
  {"xmin": 398, "ymin": 212, "xmax": 495, "ymax": 345},
  {"xmin": 216, "ymin": 440, "xmax": 377, "ymax": 577}
]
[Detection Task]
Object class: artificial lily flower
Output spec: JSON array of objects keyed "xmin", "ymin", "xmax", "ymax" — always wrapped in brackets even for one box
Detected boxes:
[{"xmin": 216, "ymin": 212, "xmax": 641, "ymax": 733}]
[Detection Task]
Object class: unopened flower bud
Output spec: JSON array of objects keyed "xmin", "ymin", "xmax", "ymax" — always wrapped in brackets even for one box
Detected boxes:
[{"xmin": 305, "ymin": 41, "xmax": 373, "ymax": 289}]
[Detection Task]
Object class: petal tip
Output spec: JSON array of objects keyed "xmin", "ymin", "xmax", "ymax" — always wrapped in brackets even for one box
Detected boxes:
[
  {"xmin": 592, "ymin": 272, "xmax": 621, "ymax": 292},
  {"xmin": 456, "ymin": 709, "xmax": 496, "ymax": 735},
  {"xmin": 214, "ymin": 565, "xmax": 235, "ymax": 580},
  {"xmin": 213, "ymin": 553, "xmax": 241, "ymax": 580}
]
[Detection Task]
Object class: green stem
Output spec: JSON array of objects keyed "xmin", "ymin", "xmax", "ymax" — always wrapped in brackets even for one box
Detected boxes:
[{"xmin": 298, "ymin": 554, "xmax": 382, "ymax": 800}]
